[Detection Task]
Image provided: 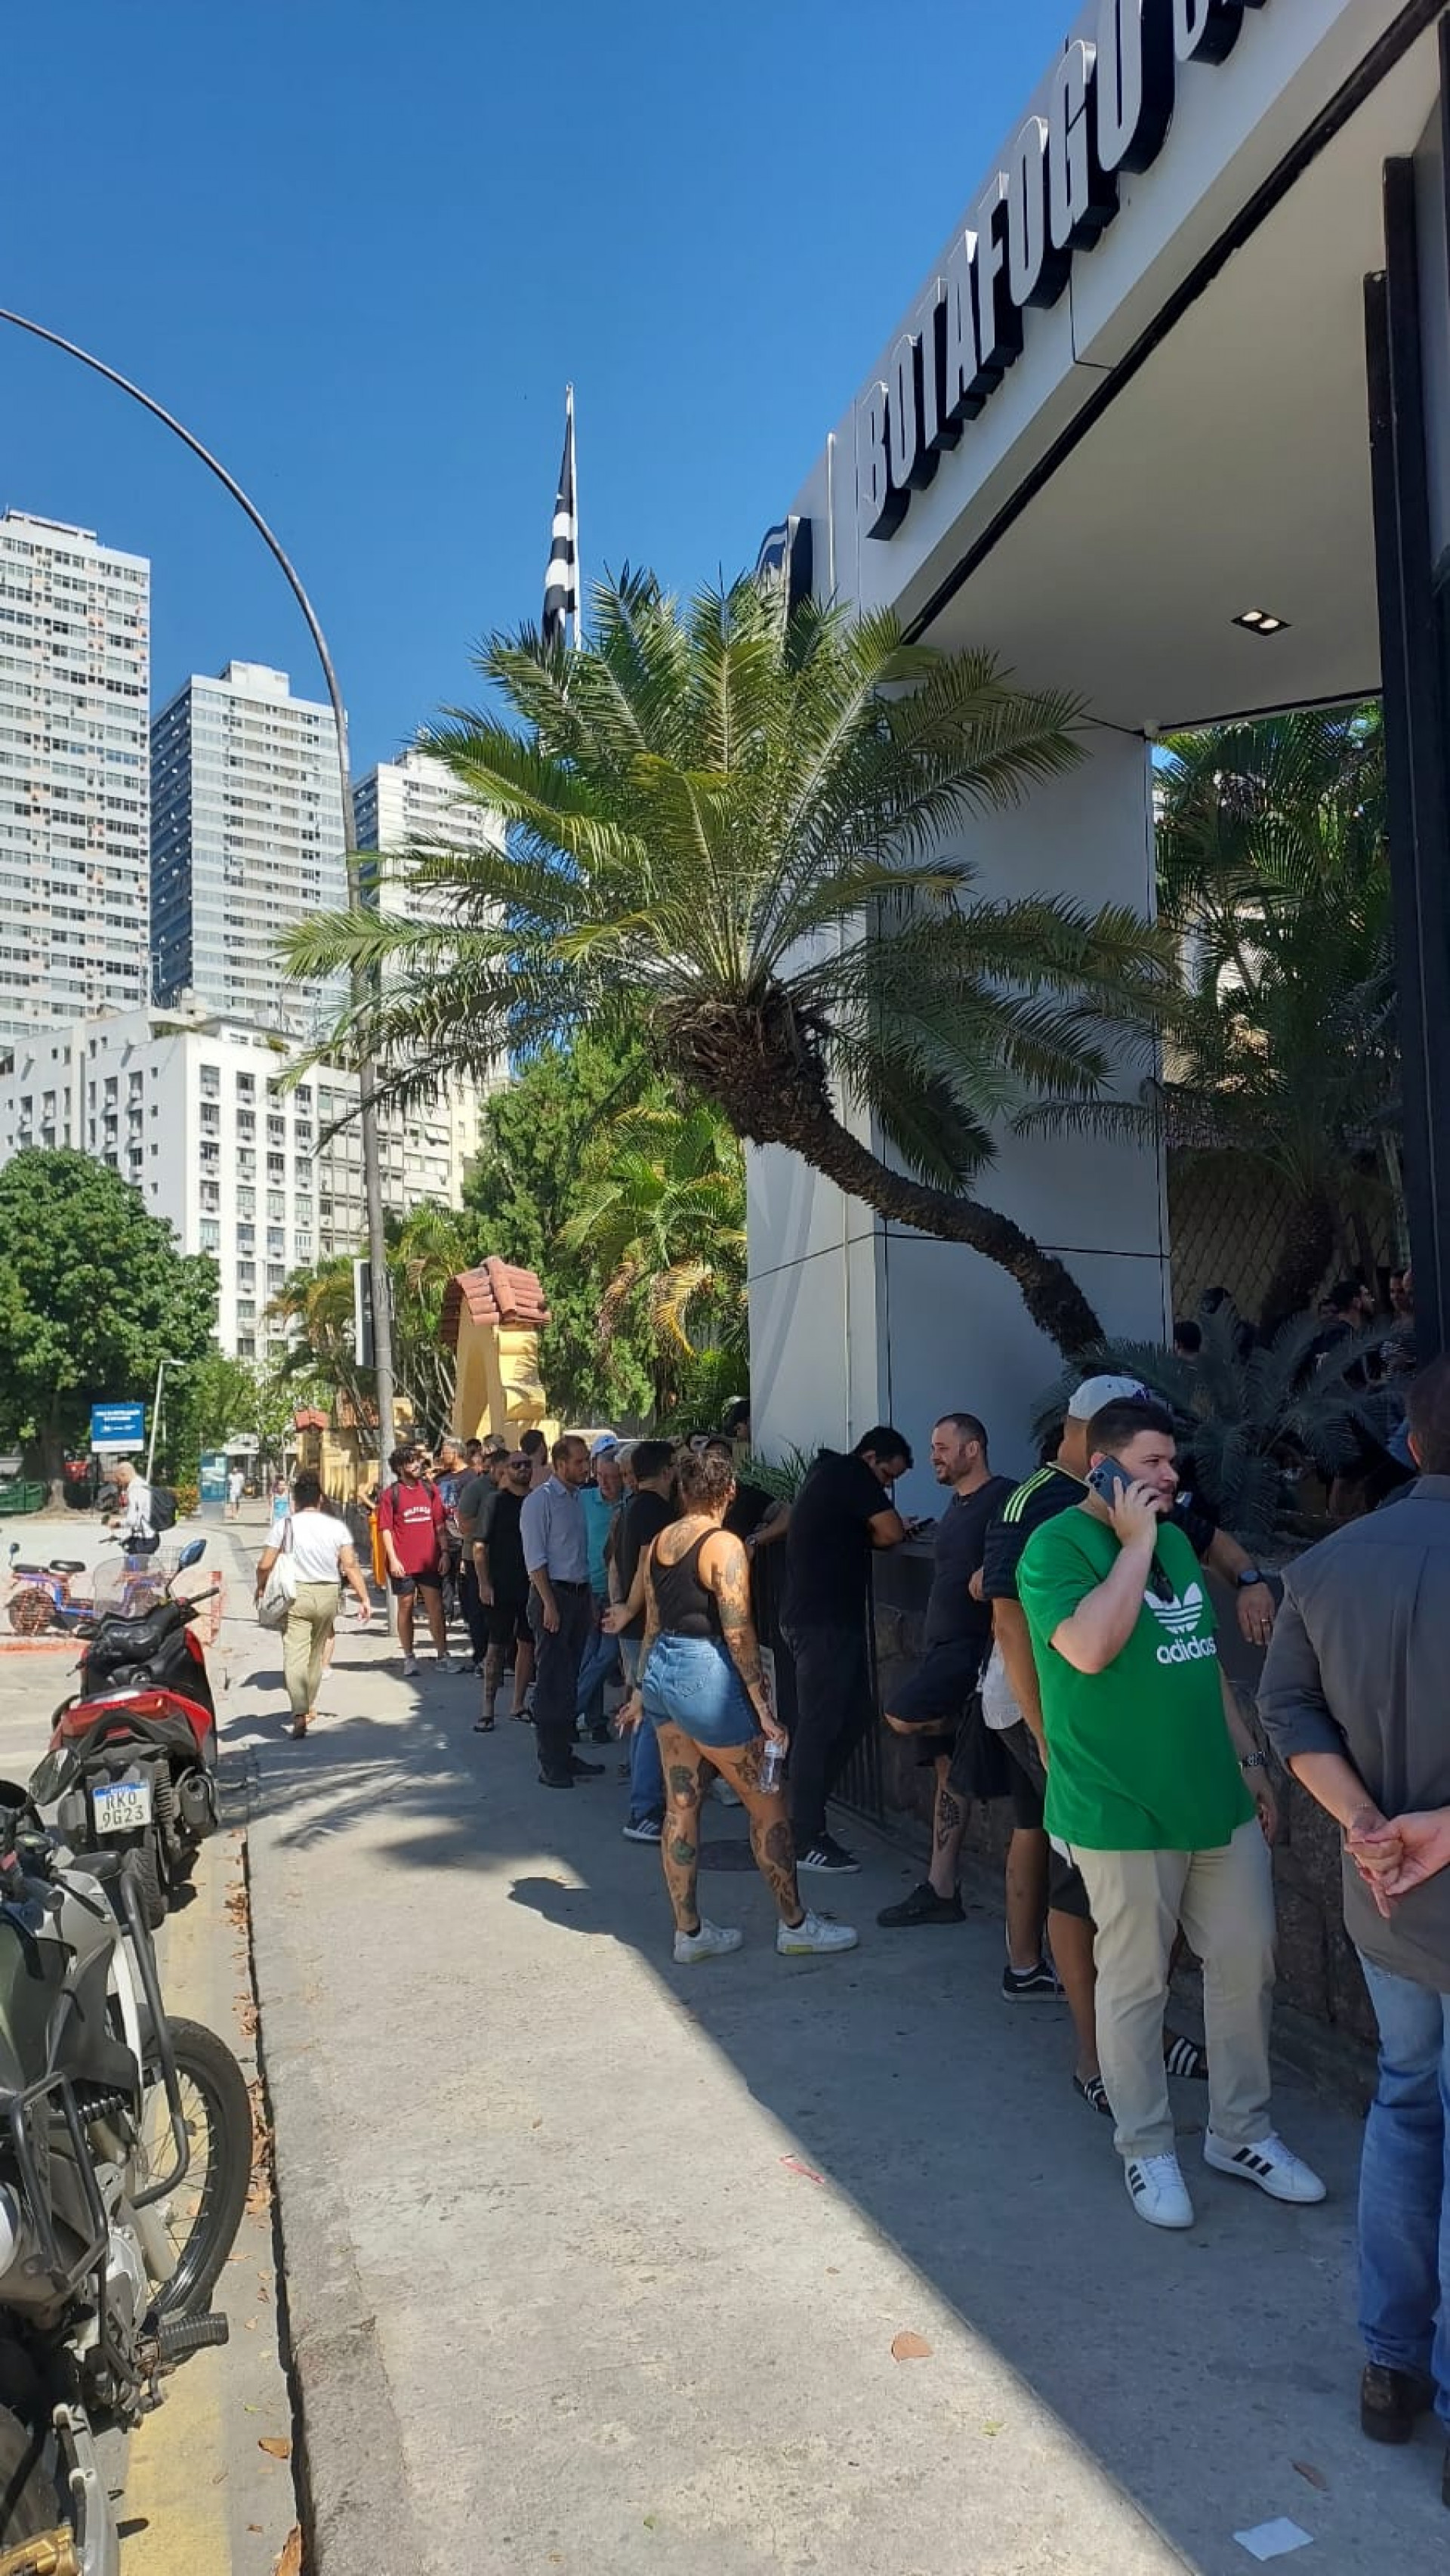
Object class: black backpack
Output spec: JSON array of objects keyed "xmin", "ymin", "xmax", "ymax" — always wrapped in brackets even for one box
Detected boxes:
[{"xmin": 150, "ymin": 1487, "xmax": 178, "ymax": 1533}]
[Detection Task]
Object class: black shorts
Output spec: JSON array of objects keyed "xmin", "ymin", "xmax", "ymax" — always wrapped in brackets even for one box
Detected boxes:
[
  {"xmin": 942, "ymin": 1693, "xmax": 1017, "ymax": 1803},
  {"xmin": 999, "ymin": 1721, "xmax": 1093, "ymax": 1918},
  {"xmin": 888, "ymin": 1639, "xmax": 985, "ymax": 1767},
  {"xmin": 389, "ymin": 1568, "xmax": 443, "ymax": 1599},
  {"xmin": 487, "ymin": 1594, "xmax": 532, "ymax": 1650}
]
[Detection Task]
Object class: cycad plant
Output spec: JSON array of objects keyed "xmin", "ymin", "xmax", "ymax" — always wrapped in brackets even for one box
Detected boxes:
[
  {"xmin": 1032, "ymin": 1303, "xmax": 1390, "ymax": 1550},
  {"xmin": 285, "ymin": 573, "xmax": 1171, "ymax": 1357}
]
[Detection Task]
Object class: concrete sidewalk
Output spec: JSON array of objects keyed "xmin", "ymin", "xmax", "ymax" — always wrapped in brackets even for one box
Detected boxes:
[{"xmin": 219, "ymin": 1527, "xmax": 1447, "ymax": 2574}]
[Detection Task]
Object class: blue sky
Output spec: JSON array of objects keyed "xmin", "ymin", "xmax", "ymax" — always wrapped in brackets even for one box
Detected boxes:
[{"xmin": 2, "ymin": 0, "xmax": 1072, "ymax": 771}]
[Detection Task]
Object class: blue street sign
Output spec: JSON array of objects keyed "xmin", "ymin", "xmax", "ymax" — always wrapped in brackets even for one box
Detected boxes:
[{"xmin": 90, "ymin": 1401, "xmax": 145, "ymax": 1450}]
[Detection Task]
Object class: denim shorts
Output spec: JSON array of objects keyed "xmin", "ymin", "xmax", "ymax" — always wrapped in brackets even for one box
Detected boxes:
[{"xmin": 641, "ymin": 1632, "xmax": 757, "ymax": 1749}]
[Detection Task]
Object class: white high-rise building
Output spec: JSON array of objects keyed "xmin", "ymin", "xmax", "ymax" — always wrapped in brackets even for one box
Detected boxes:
[
  {"xmin": 0, "ymin": 1005, "xmax": 480, "ymax": 1364},
  {"xmin": 150, "ymin": 662, "xmax": 347, "ymax": 1035},
  {"xmin": 0, "ymin": 511, "xmax": 150, "ymax": 1042},
  {"xmin": 352, "ymin": 746, "xmax": 500, "ymax": 903}
]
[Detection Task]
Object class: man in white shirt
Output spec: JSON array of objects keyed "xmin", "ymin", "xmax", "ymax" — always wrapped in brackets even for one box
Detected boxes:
[
  {"xmin": 227, "ymin": 1467, "xmax": 245, "ymax": 1519},
  {"xmin": 108, "ymin": 1460, "xmax": 159, "ymax": 1558}
]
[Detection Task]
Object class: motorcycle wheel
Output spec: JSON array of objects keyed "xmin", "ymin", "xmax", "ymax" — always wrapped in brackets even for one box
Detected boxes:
[
  {"xmin": 125, "ymin": 1830, "xmax": 167, "ymax": 1932},
  {"xmin": 0, "ymin": 2403, "xmax": 62, "ymax": 2547},
  {"xmin": 5, "ymin": 1592, "xmax": 51, "ymax": 1639},
  {"xmin": 140, "ymin": 2017, "xmax": 253, "ymax": 2319}
]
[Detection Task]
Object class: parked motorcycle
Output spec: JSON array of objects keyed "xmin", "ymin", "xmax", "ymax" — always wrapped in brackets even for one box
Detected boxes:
[
  {"xmin": 39, "ymin": 1542, "xmax": 221, "ymax": 1932},
  {"xmin": 0, "ymin": 1780, "xmax": 251, "ymax": 2570}
]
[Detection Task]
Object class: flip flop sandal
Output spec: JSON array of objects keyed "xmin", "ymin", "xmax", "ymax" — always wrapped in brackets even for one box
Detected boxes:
[
  {"xmin": 1163, "ymin": 2032, "xmax": 1209, "ymax": 2080},
  {"xmin": 1073, "ymin": 2073, "xmax": 1112, "ymax": 2117}
]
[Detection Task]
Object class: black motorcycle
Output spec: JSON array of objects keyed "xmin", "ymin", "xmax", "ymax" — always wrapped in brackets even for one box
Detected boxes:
[
  {"xmin": 0, "ymin": 1784, "xmax": 251, "ymax": 2569},
  {"xmin": 39, "ymin": 1541, "xmax": 221, "ymax": 1932}
]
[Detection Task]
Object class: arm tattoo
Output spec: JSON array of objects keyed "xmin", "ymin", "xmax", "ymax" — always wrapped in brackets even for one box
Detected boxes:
[{"xmin": 708, "ymin": 1536, "xmax": 764, "ymax": 1689}]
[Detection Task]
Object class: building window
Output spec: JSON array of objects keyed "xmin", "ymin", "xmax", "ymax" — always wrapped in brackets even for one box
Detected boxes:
[
  {"xmin": 267, "ymin": 1191, "xmax": 285, "ymax": 1222},
  {"xmin": 199, "ymin": 1219, "xmax": 220, "ymax": 1252},
  {"xmin": 267, "ymin": 1154, "xmax": 285, "ymax": 1178},
  {"xmin": 267, "ymin": 1227, "xmax": 285, "ymax": 1256},
  {"xmin": 236, "ymin": 1222, "xmax": 255, "ymax": 1250}
]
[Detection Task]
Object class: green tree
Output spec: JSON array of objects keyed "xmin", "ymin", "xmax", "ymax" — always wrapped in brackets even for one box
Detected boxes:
[
  {"xmin": 462, "ymin": 1036, "xmax": 657, "ymax": 1422},
  {"xmin": 162, "ymin": 1352, "xmax": 296, "ymax": 1479},
  {"xmin": 0, "ymin": 1151, "xmax": 217, "ymax": 1495},
  {"xmin": 560, "ymin": 1098, "xmax": 746, "ymax": 1421},
  {"xmin": 287, "ymin": 573, "xmax": 1171, "ymax": 1357},
  {"xmin": 1157, "ymin": 707, "xmax": 1396, "ymax": 1325},
  {"xmin": 386, "ymin": 1201, "xmax": 478, "ymax": 1434}
]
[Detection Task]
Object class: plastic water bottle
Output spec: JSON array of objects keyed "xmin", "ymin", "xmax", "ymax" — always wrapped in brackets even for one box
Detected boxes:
[{"xmin": 759, "ymin": 1736, "xmax": 787, "ymax": 1793}]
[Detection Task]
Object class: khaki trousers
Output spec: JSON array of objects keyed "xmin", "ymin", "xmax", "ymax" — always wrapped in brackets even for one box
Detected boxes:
[
  {"xmin": 282, "ymin": 1581, "xmax": 338, "ymax": 1720},
  {"xmin": 1073, "ymin": 1821, "xmax": 1276, "ymax": 2162}
]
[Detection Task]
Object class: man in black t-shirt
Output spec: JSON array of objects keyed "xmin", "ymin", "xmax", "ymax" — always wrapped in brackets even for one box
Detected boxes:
[
  {"xmin": 875, "ymin": 1413, "xmax": 1014, "ymax": 1930},
  {"xmin": 473, "ymin": 1452, "xmax": 535, "ymax": 1727},
  {"xmin": 612, "ymin": 1441, "xmax": 677, "ymax": 1844},
  {"xmin": 782, "ymin": 1426, "xmax": 912, "ymax": 1874}
]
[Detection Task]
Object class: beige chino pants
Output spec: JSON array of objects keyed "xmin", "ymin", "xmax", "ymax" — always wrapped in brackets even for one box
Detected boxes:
[
  {"xmin": 1072, "ymin": 1821, "xmax": 1276, "ymax": 2163},
  {"xmin": 282, "ymin": 1581, "xmax": 339, "ymax": 1721}
]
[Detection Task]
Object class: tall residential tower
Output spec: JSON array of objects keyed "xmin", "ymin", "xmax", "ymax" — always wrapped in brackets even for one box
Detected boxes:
[
  {"xmin": 150, "ymin": 661, "xmax": 347, "ymax": 1033},
  {"xmin": 0, "ymin": 510, "xmax": 150, "ymax": 1041}
]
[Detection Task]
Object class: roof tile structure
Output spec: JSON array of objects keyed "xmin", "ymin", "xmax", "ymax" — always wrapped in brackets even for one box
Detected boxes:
[{"xmin": 440, "ymin": 1258, "xmax": 551, "ymax": 1351}]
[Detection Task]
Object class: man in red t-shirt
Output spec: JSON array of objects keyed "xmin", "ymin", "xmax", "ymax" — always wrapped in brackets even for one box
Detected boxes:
[{"xmin": 376, "ymin": 1446, "xmax": 452, "ymax": 1677}]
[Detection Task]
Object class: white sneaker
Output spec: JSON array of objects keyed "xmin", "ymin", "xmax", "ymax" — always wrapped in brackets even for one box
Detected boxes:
[
  {"xmin": 1125, "ymin": 2153, "xmax": 1195, "ymax": 2229},
  {"xmin": 437, "ymin": 1657, "xmax": 454, "ymax": 1673},
  {"xmin": 776, "ymin": 1910, "xmax": 859, "ymax": 1957},
  {"xmin": 1203, "ymin": 2131, "xmax": 1327, "ymax": 2204},
  {"xmin": 673, "ymin": 1920, "xmax": 743, "ymax": 1966},
  {"xmin": 401, "ymin": 1655, "xmax": 419, "ymax": 1678}
]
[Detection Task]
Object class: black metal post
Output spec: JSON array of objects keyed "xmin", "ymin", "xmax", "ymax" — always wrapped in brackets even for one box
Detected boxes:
[{"xmin": 1365, "ymin": 159, "xmax": 1450, "ymax": 1360}]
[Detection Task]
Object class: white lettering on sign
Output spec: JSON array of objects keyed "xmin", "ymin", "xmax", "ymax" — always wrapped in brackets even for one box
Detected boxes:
[{"xmin": 859, "ymin": 0, "xmax": 1271, "ymax": 540}]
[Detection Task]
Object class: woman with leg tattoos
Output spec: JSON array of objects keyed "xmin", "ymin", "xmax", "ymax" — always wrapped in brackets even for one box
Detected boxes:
[{"xmin": 619, "ymin": 1447, "xmax": 859, "ymax": 1965}]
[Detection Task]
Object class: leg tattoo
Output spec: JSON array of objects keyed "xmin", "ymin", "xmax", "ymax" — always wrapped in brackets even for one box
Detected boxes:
[
  {"xmin": 751, "ymin": 1811, "xmax": 803, "ymax": 1923},
  {"xmin": 659, "ymin": 1734, "xmax": 705, "ymax": 1933}
]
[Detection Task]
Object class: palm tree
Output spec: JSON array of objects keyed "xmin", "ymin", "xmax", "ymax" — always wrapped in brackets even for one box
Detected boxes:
[
  {"xmin": 386, "ymin": 1201, "xmax": 477, "ymax": 1431},
  {"xmin": 1156, "ymin": 707, "xmax": 1396, "ymax": 1325},
  {"xmin": 560, "ymin": 1097, "xmax": 747, "ymax": 1419},
  {"xmin": 285, "ymin": 573, "xmax": 1171, "ymax": 1357}
]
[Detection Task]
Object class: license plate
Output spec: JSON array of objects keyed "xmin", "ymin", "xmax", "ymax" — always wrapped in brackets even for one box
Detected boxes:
[{"xmin": 92, "ymin": 1781, "xmax": 153, "ymax": 1834}]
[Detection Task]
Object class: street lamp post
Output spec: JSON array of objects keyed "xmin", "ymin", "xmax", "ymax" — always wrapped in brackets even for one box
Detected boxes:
[{"xmin": 0, "ymin": 307, "xmax": 397, "ymax": 1486}]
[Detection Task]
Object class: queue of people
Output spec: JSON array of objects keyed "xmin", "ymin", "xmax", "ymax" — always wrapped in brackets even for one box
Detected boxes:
[{"xmin": 251, "ymin": 1354, "xmax": 1450, "ymax": 2513}]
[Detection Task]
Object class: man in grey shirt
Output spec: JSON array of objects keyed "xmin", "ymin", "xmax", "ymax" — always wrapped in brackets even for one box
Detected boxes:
[
  {"xmin": 520, "ymin": 1435, "xmax": 601, "ymax": 1790},
  {"xmin": 1259, "ymin": 1354, "xmax": 1450, "ymax": 2498}
]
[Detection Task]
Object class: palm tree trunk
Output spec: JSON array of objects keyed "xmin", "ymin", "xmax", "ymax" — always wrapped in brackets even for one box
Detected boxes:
[
  {"xmin": 1259, "ymin": 1191, "xmax": 1337, "ymax": 1335},
  {"xmin": 742, "ymin": 1092, "xmax": 1104, "ymax": 1358}
]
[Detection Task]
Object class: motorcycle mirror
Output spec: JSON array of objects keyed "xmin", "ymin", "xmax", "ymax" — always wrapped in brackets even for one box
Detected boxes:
[{"xmin": 174, "ymin": 1538, "xmax": 207, "ymax": 1573}]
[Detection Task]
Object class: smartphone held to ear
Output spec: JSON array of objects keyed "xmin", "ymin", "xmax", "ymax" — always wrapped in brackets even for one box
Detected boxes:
[{"xmin": 1087, "ymin": 1458, "xmax": 1134, "ymax": 1506}]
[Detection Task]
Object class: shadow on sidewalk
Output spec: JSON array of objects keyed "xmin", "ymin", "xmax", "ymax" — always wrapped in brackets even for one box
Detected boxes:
[{"xmin": 239, "ymin": 1671, "xmax": 1443, "ymax": 2575}]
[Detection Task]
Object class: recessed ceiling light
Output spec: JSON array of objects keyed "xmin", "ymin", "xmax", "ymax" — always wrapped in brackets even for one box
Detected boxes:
[{"xmin": 1233, "ymin": 609, "xmax": 1291, "ymax": 636}]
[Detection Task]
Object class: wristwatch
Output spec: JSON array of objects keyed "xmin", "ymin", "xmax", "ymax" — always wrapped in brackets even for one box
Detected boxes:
[{"xmin": 1235, "ymin": 1567, "xmax": 1269, "ymax": 1589}]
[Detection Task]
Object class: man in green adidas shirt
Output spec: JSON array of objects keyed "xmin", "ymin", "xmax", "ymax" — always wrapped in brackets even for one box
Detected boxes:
[{"xmin": 1017, "ymin": 1396, "xmax": 1325, "ymax": 2233}]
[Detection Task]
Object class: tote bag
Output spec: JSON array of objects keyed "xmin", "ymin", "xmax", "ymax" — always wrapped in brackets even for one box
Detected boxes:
[{"xmin": 258, "ymin": 1517, "xmax": 298, "ymax": 1632}]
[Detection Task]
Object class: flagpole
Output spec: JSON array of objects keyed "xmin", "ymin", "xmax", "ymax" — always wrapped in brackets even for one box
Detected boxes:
[{"xmin": 566, "ymin": 382, "xmax": 580, "ymax": 648}]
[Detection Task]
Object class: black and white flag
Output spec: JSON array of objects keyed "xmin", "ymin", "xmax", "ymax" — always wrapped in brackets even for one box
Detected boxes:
[{"xmin": 542, "ymin": 385, "xmax": 578, "ymax": 648}]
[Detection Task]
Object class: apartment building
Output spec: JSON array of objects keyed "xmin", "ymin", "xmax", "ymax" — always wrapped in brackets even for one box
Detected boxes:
[
  {"xmin": 0, "ymin": 1005, "xmax": 474, "ymax": 1364},
  {"xmin": 0, "ymin": 510, "xmax": 150, "ymax": 1042},
  {"xmin": 150, "ymin": 661, "xmax": 347, "ymax": 1033}
]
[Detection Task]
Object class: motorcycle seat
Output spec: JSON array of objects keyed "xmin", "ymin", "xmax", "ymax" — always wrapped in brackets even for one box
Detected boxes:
[{"xmin": 48, "ymin": 1560, "xmax": 88, "ymax": 1577}]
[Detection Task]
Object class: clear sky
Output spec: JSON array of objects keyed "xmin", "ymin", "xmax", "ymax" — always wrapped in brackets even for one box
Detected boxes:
[{"xmin": 2, "ymin": 0, "xmax": 1074, "ymax": 772}]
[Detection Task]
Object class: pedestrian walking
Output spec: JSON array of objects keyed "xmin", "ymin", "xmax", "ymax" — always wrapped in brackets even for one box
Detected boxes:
[
  {"xmin": 376, "ymin": 1447, "xmax": 452, "ymax": 1677},
  {"xmin": 520, "ymin": 1436, "xmax": 601, "ymax": 1789},
  {"xmin": 473, "ymin": 1450, "xmax": 536, "ymax": 1731},
  {"xmin": 1258, "ymin": 1354, "xmax": 1450, "ymax": 2497},
  {"xmin": 781, "ymin": 1427, "xmax": 912, "ymax": 1875},
  {"xmin": 1016, "ymin": 1396, "xmax": 1323, "ymax": 2231},
  {"xmin": 227, "ymin": 1466, "xmax": 245, "ymax": 1520},
  {"xmin": 255, "ymin": 1471, "xmax": 372, "ymax": 1738},
  {"xmin": 619, "ymin": 1445, "xmax": 856, "ymax": 1963},
  {"xmin": 878, "ymin": 1414, "xmax": 1017, "ymax": 1932},
  {"xmin": 106, "ymin": 1459, "xmax": 160, "ymax": 1561}
]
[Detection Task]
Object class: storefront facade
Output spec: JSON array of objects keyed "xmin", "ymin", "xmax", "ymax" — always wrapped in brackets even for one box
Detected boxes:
[{"xmin": 751, "ymin": 0, "xmax": 1450, "ymax": 1495}]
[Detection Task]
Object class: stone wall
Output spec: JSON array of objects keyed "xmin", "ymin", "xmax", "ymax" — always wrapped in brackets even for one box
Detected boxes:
[{"xmin": 865, "ymin": 1545, "xmax": 1377, "ymax": 2051}]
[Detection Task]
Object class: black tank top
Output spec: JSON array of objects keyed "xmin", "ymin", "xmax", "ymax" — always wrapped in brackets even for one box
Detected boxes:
[{"xmin": 649, "ymin": 1530, "xmax": 722, "ymax": 1641}]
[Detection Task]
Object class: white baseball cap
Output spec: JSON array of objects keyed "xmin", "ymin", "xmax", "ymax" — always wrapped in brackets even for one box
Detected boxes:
[
  {"xmin": 589, "ymin": 1432, "xmax": 620, "ymax": 1458},
  {"xmin": 1066, "ymin": 1374, "xmax": 1155, "ymax": 1422}
]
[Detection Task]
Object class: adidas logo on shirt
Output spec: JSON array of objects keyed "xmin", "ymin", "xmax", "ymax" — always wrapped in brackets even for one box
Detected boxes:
[{"xmin": 1147, "ymin": 1580, "xmax": 1217, "ymax": 1666}]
